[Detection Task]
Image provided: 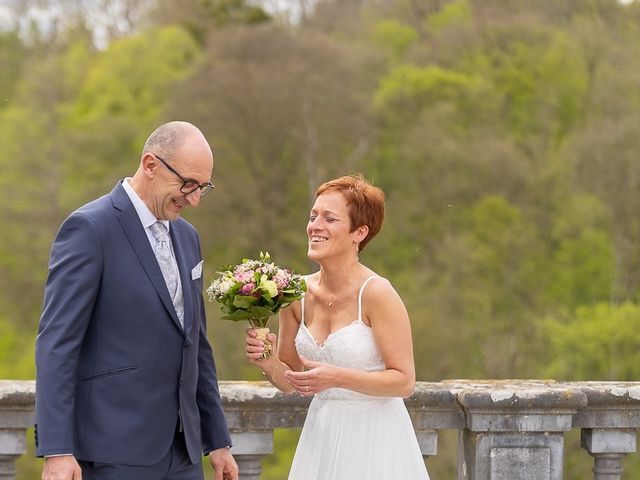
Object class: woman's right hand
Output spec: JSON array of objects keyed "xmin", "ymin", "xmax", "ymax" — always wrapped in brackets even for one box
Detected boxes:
[{"xmin": 245, "ymin": 328, "xmax": 278, "ymax": 369}]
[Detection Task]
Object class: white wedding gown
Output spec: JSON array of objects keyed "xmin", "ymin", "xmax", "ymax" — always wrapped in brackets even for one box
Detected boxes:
[{"xmin": 289, "ymin": 276, "xmax": 430, "ymax": 480}]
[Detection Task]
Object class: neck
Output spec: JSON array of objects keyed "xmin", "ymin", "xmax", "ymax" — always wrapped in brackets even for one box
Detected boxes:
[
  {"xmin": 317, "ymin": 256, "xmax": 360, "ymax": 293},
  {"xmin": 129, "ymin": 173, "xmax": 146, "ymax": 199},
  {"xmin": 129, "ymin": 172, "xmax": 155, "ymax": 215}
]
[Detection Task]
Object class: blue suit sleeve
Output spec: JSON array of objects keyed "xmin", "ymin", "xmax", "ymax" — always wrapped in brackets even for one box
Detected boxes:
[
  {"xmin": 197, "ymin": 316, "xmax": 233, "ymax": 454},
  {"xmin": 35, "ymin": 212, "xmax": 103, "ymax": 457},
  {"xmin": 194, "ymin": 237, "xmax": 232, "ymax": 454}
]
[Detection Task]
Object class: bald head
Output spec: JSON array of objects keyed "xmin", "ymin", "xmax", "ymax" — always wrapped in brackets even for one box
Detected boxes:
[
  {"xmin": 131, "ymin": 121, "xmax": 214, "ymax": 220},
  {"xmin": 142, "ymin": 121, "xmax": 212, "ymax": 160}
]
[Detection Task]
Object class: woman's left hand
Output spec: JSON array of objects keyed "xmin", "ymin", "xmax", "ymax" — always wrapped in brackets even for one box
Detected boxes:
[{"xmin": 284, "ymin": 356, "xmax": 341, "ymax": 396}]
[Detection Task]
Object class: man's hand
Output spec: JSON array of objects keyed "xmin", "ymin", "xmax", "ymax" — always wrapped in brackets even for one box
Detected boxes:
[
  {"xmin": 209, "ymin": 447, "xmax": 239, "ymax": 480},
  {"xmin": 42, "ymin": 455, "xmax": 82, "ymax": 480}
]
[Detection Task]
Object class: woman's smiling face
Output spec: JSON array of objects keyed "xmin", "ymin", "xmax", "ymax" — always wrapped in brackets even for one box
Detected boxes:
[{"xmin": 307, "ymin": 191, "xmax": 357, "ymax": 262}]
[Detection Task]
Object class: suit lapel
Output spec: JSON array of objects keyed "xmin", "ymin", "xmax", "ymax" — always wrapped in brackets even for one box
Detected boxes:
[{"xmin": 110, "ymin": 182, "xmax": 184, "ymax": 334}]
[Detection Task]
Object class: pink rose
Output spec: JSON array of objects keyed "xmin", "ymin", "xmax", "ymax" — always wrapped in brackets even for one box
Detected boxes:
[
  {"xmin": 241, "ymin": 283, "xmax": 256, "ymax": 296},
  {"xmin": 274, "ymin": 270, "xmax": 290, "ymax": 289},
  {"xmin": 235, "ymin": 270, "xmax": 254, "ymax": 283}
]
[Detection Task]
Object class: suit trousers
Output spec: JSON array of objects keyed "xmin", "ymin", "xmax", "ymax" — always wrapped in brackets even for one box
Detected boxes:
[{"xmin": 79, "ymin": 426, "xmax": 203, "ymax": 480}]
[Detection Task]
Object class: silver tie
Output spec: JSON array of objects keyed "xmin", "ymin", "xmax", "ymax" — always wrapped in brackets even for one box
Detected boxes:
[{"xmin": 149, "ymin": 222, "xmax": 184, "ymax": 327}]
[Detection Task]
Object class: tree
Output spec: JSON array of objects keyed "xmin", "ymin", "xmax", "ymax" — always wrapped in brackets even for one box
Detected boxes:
[{"xmin": 543, "ymin": 302, "xmax": 640, "ymax": 380}]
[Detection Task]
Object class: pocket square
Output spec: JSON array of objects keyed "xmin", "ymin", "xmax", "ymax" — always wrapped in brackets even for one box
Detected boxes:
[{"xmin": 191, "ymin": 260, "xmax": 203, "ymax": 280}]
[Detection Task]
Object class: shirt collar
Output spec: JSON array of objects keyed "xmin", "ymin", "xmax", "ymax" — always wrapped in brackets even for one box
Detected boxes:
[{"xmin": 122, "ymin": 178, "xmax": 170, "ymax": 231}]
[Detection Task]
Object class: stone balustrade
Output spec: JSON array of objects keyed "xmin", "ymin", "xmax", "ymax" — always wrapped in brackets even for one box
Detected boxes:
[{"xmin": 2, "ymin": 380, "xmax": 640, "ymax": 479}]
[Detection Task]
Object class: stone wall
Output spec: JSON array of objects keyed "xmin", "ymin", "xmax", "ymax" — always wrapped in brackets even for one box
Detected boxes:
[{"xmin": 2, "ymin": 380, "xmax": 640, "ymax": 479}]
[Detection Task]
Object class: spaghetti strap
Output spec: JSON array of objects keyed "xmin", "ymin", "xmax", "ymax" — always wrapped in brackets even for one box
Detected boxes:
[
  {"xmin": 357, "ymin": 276, "xmax": 379, "ymax": 322},
  {"xmin": 302, "ymin": 275, "xmax": 379, "ymax": 325},
  {"xmin": 300, "ymin": 274, "xmax": 311, "ymax": 326}
]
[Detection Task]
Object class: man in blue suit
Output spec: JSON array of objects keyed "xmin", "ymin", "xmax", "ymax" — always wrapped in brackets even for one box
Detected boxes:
[{"xmin": 35, "ymin": 121, "xmax": 238, "ymax": 480}]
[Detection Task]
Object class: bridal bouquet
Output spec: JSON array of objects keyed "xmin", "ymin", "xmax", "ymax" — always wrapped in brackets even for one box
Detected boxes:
[{"xmin": 206, "ymin": 252, "xmax": 306, "ymax": 357}]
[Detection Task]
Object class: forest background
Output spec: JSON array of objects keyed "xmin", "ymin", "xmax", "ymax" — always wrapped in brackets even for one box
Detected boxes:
[{"xmin": 2, "ymin": 0, "xmax": 640, "ymax": 477}]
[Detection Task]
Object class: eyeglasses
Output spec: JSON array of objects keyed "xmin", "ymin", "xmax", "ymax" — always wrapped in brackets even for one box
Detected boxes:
[{"xmin": 152, "ymin": 153, "xmax": 215, "ymax": 197}]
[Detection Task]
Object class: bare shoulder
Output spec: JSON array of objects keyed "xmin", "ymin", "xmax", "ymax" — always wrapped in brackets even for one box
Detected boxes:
[
  {"xmin": 304, "ymin": 271, "xmax": 320, "ymax": 290},
  {"xmin": 363, "ymin": 275, "xmax": 397, "ymax": 299},
  {"xmin": 281, "ymin": 299, "xmax": 302, "ymax": 325},
  {"xmin": 362, "ymin": 275, "xmax": 406, "ymax": 315}
]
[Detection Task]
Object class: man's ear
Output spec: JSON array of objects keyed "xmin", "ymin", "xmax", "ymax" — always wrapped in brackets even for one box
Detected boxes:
[{"xmin": 141, "ymin": 153, "xmax": 159, "ymax": 178}]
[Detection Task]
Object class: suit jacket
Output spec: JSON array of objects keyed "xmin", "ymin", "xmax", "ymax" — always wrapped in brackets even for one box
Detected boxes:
[{"xmin": 35, "ymin": 181, "xmax": 231, "ymax": 465}]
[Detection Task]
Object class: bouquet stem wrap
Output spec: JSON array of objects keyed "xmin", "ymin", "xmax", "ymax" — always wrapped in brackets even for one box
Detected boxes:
[{"xmin": 253, "ymin": 326, "xmax": 272, "ymax": 358}]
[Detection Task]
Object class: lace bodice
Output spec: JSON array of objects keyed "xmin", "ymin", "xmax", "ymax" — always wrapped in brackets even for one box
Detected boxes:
[
  {"xmin": 289, "ymin": 277, "xmax": 430, "ymax": 479},
  {"xmin": 294, "ymin": 276, "xmax": 386, "ymax": 401}
]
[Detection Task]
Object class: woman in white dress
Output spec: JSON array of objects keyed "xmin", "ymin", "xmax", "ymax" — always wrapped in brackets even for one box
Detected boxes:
[{"xmin": 245, "ymin": 174, "xmax": 430, "ymax": 480}]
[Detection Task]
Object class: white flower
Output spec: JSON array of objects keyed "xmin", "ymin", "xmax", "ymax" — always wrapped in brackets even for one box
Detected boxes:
[{"xmin": 219, "ymin": 278, "xmax": 234, "ymax": 294}]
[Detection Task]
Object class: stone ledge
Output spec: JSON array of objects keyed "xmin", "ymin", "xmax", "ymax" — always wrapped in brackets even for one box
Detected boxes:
[
  {"xmin": 449, "ymin": 379, "xmax": 588, "ymax": 410},
  {"xmin": 4, "ymin": 379, "xmax": 640, "ymax": 432},
  {"xmin": 0, "ymin": 381, "xmax": 35, "ymax": 407},
  {"xmin": 0, "ymin": 381, "xmax": 36, "ymax": 429},
  {"xmin": 568, "ymin": 382, "xmax": 640, "ymax": 429}
]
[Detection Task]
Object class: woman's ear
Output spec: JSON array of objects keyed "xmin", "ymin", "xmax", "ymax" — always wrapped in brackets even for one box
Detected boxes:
[{"xmin": 354, "ymin": 224, "xmax": 369, "ymax": 244}]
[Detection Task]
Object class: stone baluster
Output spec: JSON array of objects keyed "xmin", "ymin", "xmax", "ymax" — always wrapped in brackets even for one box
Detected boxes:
[
  {"xmin": 407, "ymin": 382, "xmax": 466, "ymax": 460},
  {"xmin": 581, "ymin": 429, "xmax": 634, "ymax": 480},
  {"xmin": 228, "ymin": 431, "xmax": 274, "ymax": 480},
  {"xmin": 453, "ymin": 380, "xmax": 588, "ymax": 480},
  {"xmin": 571, "ymin": 382, "xmax": 640, "ymax": 480},
  {"xmin": 220, "ymin": 381, "xmax": 310, "ymax": 480},
  {"xmin": 0, "ymin": 381, "xmax": 35, "ymax": 480}
]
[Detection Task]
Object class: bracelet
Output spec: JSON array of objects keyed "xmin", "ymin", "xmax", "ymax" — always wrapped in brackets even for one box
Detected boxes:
[{"xmin": 261, "ymin": 359, "xmax": 279, "ymax": 381}]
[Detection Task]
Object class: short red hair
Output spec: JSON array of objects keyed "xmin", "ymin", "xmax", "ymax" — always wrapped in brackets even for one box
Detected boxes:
[{"xmin": 315, "ymin": 174, "xmax": 385, "ymax": 252}]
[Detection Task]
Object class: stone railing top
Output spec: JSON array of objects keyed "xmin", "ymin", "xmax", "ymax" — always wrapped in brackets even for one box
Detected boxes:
[
  {"xmin": 0, "ymin": 380, "xmax": 36, "ymax": 429},
  {"xmin": 4, "ymin": 379, "xmax": 640, "ymax": 430},
  {"xmin": 565, "ymin": 381, "xmax": 640, "ymax": 407},
  {"xmin": 219, "ymin": 381, "xmax": 311, "ymax": 430},
  {"xmin": 220, "ymin": 381, "xmax": 311, "ymax": 408},
  {"xmin": 0, "ymin": 380, "xmax": 35, "ymax": 407},
  {"xmin": 445, "ymin": 379, "xmax": 588, "ymax": 410}
]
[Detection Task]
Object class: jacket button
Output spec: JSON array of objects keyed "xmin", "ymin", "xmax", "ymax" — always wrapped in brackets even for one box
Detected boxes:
[
  {"xmin": 179, "ymin": 380, "xmax": 184, "ymax": 387},
  {"xmin": 184, "ymin": 340, "xmax": 191, "ymax": 348}
]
